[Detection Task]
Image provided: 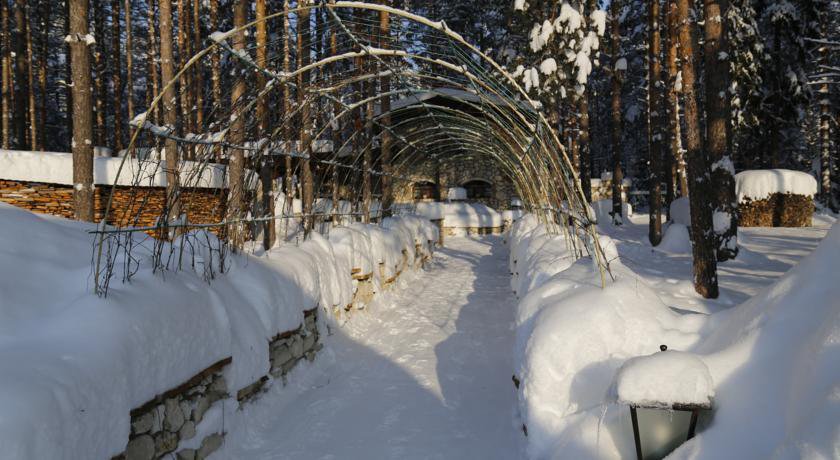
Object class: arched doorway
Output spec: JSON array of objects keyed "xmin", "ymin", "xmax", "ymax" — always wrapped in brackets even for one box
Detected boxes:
[{"xmin": 461, "ymin": 179, "xmax": 492, "ymax": 200}]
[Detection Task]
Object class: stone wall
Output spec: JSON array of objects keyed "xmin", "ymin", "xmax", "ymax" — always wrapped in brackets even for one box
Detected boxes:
[
  {"xmin": 118, "ymin": 309, "xmax": 324, "ymax": 460},
  {"xmin": 393, "ymin": 156, "xmax": 518, "ymax": 210},
  {"xmin": 0, "ymin": 179, "xmax": 227, "ymax": 229}
]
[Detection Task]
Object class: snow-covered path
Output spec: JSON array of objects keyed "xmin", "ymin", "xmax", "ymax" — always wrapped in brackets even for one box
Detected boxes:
[{"xmin": 222, "ymin": 236, "xmax": 522, "ymax": 459}]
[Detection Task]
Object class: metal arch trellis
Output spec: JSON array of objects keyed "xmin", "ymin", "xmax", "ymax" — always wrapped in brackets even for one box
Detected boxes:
[{"xmin": 91, "ymin": 1, "xmax": 610, "ymax": 296}]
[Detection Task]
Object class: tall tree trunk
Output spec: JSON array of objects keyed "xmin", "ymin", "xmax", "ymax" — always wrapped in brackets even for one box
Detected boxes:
[
  {"xmin": 92, "ymin": 0, "xmax": 105, "ymax": 148},
  {"xmin": 329, "ymin": 0, "xmax": 341, "ymax": 223},
  {"xmin": 147, "ymin": 0, "xmax": 158, "ymax": 122},
  {"xmin": 255, "ymin": 0, "xmax": 274, "ymax": 249},
  {"xmin": 64, "ymin": 0, "xmax": 73, "ymax": 149},
  {"xmin": 209, "ymin": 0, "xmax": 220, "ymax": 159},
  {"xmin": 124, "ymin": 0, "xmax": 134, "ymax": 122},
  {"xmin": 69, "ymin": 0, "xmax": 94, "ymax": 221},
  {"xmin": 159, "ymin": 0, "xmax": 180, "ymax": 230},
  {"xmin": 677, "ymin": 0, "xmax": 719, "ymax": 298},
  {"xmin": 666, "ymin": 0, "xmax": 688, "ymax": 198},
  {"xmin": 38, "ymin": 0, "xmax": 50, "ymax": 151},
  {"xmin": 818, "ymin": 10, "xmax": 835, "ymax": 211},
  {"xmin": 112, "ymin": 0, "xmax": 124, "ymax": 153},
  {"xmin": 578, "ymin": 95, "xmax": 593, "ymax": 203},
  {"xmin": 228, "ymin": 0, "xmax": 247, "ymax": 247},
  {"xmin": 178, "ymin": 0, "xmax": 192, "ymax": 158},
  {"xmin": 298, "ymin": 1, "xmax": 314, "ymax": 235},
  {"xmin": 704, "ymin": 0, "xmax": 738, "ymax": 260},
  {"xmin": 12, "ymin": 0, "xmax": 29, "ymax": 148},
  {"xmin": 380, "ymin": 1, "xmax": 393, "ymax": 217},
  {"xmin": 1, "ymin": 0, "xmax": 10, "ymax": 149},
  {"xmin": 282, "ymin": 0, "xmax": 293, "ymax": 223},
  {"xmin": 648, "ymin": 0, "xmax": 664, "ymax": 245},
  {"xmin": 191, "ymin": 0, "xmax": 203, "ymax": 128},
  {"xmin": 25, "ymin": 2, "xmax": 37, "ymax": 149},
  {"xmin": 610, "ymin": 0, "xmax": 624, "ymax": 225}
]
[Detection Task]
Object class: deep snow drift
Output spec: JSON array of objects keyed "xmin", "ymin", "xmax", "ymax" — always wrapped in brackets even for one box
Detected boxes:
[
  {"xmin": 508, "ymin": 214, "xmax": 839, "ymax": 459},
  {"xmin": 0, "ymin": 203, "xmax": 436, "ymax": 459}
]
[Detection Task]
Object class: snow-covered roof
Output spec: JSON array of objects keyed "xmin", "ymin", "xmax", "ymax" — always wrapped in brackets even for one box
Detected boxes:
[
  {"xmin": 735, "ymin": 169, "xmax": 817, "ymax": 202},
  {"xmin": 0, "ymin": 149, "xmax": 238, "ymax": 189}
]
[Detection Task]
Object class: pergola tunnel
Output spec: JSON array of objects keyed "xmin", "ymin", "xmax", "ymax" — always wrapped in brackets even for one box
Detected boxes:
[{"xmin": 94, "ymin": 2, "xmax": 607, "ymax": 293}]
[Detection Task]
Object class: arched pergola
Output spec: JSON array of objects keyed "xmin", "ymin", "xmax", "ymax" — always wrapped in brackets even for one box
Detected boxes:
[{"xmin": 92, "ymin": 1, "xmax": 608, "ymax": 294}]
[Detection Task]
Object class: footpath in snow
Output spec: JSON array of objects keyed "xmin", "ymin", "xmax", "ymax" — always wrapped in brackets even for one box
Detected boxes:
[{"xmin": 221, "ymin": 236, "xmax": 523, "ymax": 459}]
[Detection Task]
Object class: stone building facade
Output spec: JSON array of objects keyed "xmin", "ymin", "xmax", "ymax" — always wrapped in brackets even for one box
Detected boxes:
[{"xmin": 393, "ymin": 155, "xmax": 518, "ymax": 210}]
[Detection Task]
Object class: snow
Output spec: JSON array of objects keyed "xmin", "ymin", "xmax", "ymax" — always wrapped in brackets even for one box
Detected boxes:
[
  {"xmin": 735, "ymin": 168, "xmax": 818, "ymax": 202},
  {"xmin": 0, "ymin": 203, "xmax": 436, "ymax": 459},
  {"xmin": 447, "ymin": 186, "xmax": 467, "ymax": 201},
  {"xmin": 656, "ymin": 223, "xmax": 692, "ymax": 254},
  {"xmin": 591, "ymin": 199, "xmax": 632, "ymax": 223},
  {"xmin": 670, "ymin": 196, "xmax": 691, "ymax": 226},
  {"xmin": 220, "ymin": 236, "xmax": 522, "ymax": 459},
  {"xmin": 615, "ymin": 351, "xmax": 714, "ymax": 408},
  {"xmin": 0, "ymin": 149, "xmax": 228, "ymax": 189},
  {"xmin": 590, "ymin": 10, "xmax": 608, "ymax": 36},
  {"xmin": 539, "ymin": 57, "xmax": 557, "ymax": 75},
  {"xmin": 443, "ymin": 202, "xmax": 503, "ymax": 229},
  {"xmin": 509, "ymin": 211, "xmax": 838, "ymax": 459}
]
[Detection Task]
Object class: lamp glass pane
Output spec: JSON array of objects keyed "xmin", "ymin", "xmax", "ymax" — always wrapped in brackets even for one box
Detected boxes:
[{"xmin": 637, "ymin": 408, "xmax": 693, "ymax": 460}]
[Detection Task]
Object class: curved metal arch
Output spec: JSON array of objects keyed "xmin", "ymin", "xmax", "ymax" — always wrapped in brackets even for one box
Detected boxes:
[{"xmin": 94, "ymin": 1, "xmax": 609, "ymax": 294}]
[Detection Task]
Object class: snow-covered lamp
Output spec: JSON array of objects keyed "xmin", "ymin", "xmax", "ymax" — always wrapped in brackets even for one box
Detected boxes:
[{"xmin": 615, "ymin": 345, "xmax": 714, "ymax": 460}]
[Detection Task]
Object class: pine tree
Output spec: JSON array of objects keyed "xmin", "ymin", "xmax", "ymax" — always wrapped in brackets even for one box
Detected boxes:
[
  {"xmin": 68, "ymin": 0, "xmax": 94, "ymax": 221},
  {"xmin": 704, "ymin": 0, "xmax": 738, "ymax": 261},
  {"xmin": 648, "ymin": 0, "xmax": 664, "ymax": 245},
  {"xmin": 677, "ymin": 0, "xmax": 719, "ymax": 298},
  {"xmin": 610, "ymin": 0, "xmax": 625, "ymax": 225}
]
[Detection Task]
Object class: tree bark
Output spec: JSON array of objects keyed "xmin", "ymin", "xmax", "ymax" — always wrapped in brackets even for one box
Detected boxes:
[
  {"xmin": 64, "ymin": 0, "xmax": 73, "ymax": 149},
  {"xmin": 329, "ymin": 0, "xmax": 341, "ymax": 223},
  {"xmin": 380, "ymin": 1, "xmax": 393, "ymax": 218},
  {"xmin": 1, "ymin": 0, "xmax": 10, "ymax": 149},
  {"xmin": 209, "ymin": 0, "xmax": 220, "ymax": 159},
  {"xmin": 610, "ymin": 0, "xmax": 624, "ymax": 225},
  {"xmin": 298, "ymin": 1, "xmax": 314, "ymax": 234},
  {"xmin": 191, "ymin": 0, "xmax": 203, "ymax": 129},
  {"xmin": 69, "ymin": 0, "xmax": 94, "ymax": 221},
  {"xmin": 666, "ymin": 0, "xmax": 688, "ymax": 198},
  {"xmin": 282, "ymin": 0, "xmax": 293, "ymax": 222},
  {"xmin": 677, "ymin": 0, "xmax": 719, "ymax": 298},
  {"xmin": 818, "ymin": 10, "xmax": 835, "ymax": 211},
  {"xmin": 578, "ymin": 95, "xmax": 593, "ymax": 203},
  {"xmin": 25, "ymin": 2, "xmax": 37, "ymax": 149},
  {"xmin": 704, "ymin": 0, "xmax": 738, "ymax": 260},
  {"xmin": 112, "ymin": 0, "xmax": 124, "ymax": 153},
  {"xmin": 146, "ymin": 0, "xmax": 158, "ymax": 122},
  {"xmin": 648, "ymin": 0, "xmax": 664, "ymax": 245},
  {"xmin": 38, "ymin": 0, "xmax": 50, "ymax": 150},
  {"xmin": 92, "ymin": 0, "xmax": 105, "ymax": 148},
  {"xmin": 178, "ymin": 0, "xmax": 192, "ymax": 158},
  {"xmin": 228, "ymin": 0, "xmax": 247, "ymax": 247},
  {"xmin": 12, "ymin": 0, "xmax": 29, "ymax": 148},
  {"xmin": 124, "ymin": 0, "xmax": 134, "ymax": 121},
  {"xmin": 159, "ymin": 0, "xmax": 180, "ymax": 230},
  {"xmin": 256, "ymin": 0, "xmax": 275, "ymax": 249}
]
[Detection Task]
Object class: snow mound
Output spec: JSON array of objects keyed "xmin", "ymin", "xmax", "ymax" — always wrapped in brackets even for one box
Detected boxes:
[
  {"xmin": 735, "ymin": 169, "xmax": 817, "ymax": 202},
  {"xmin": 447, "ymin": 187, "xmax": 467, "ymax": 201},
  {"xmin": 670, "ymin": 197, "xmax": 691, "ymax": 226},
  {"xmin": 508, "ymin": 211, "xmax": 840, "ymax": 459},
  {"xmin": 0, "ymin": 203, "xmax": 436, "ymax": 459},
  {"xmin": 656, "ymin": 223, "xmax": 692, "ymax": 253},
  {"xmin": 443, "ymin": 202, "xmax": 503, "ymax": 228},
  {"xmin": 591, "ymin": 199, "xmax": 632, "ymax": 223},
  {"xmin": 615, "ymin": 351, "xmax": 714, "ymax": 408}
]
